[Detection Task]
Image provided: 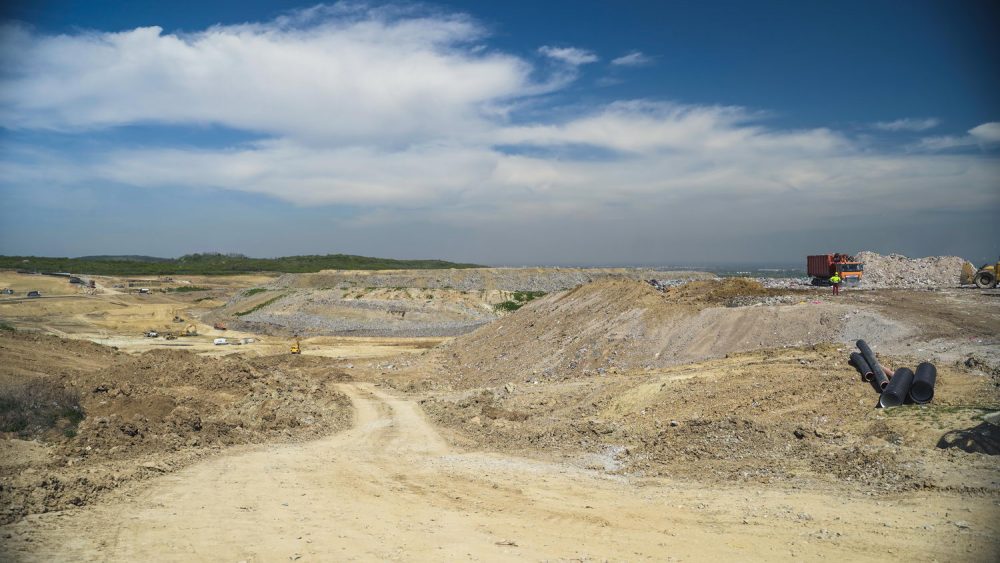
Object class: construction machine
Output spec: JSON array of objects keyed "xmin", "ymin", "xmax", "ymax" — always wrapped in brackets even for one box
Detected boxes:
[
  {"xmin": 290, "ymin": 338, "xmax": 302, "ymax": 355},
  {"xmin": 808, "ymin": 253, "xmax": 864, "ymax": 287},
  {"xmin": 184, "ymin": 324, "xmax": 198, "ymax": 336},
  {"xmin": 973, "ymin": 257, "xmax": 1000, "ymax": 289}
]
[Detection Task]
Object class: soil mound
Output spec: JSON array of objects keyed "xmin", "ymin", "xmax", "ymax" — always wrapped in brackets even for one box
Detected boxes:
[
  {"xmin": 661, "ymin": 277, "xmax": 771, "ymax": 304},
  {"xmin": 432, "ymin": 279, "xmax": 844, "ymax": 389},
  {"xmin": 856, "ymin": 251, "xmax": 974, "ymax": 288},
  {"xmin": 420, "ymin": 344, "xmax": 1000, "ymax": 493},
  {"xmin": 0, "ymin": 331, "xmax": 351, "ymax": 524}
]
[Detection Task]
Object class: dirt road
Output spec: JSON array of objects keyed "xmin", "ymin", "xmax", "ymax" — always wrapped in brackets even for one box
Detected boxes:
[{"xmin": 4, "ymin": 384, "xmax": 996, "ymax": 562}]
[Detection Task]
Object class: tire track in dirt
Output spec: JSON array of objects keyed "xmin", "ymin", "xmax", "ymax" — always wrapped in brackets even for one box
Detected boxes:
[{"xmin": 3, "ymin": 383, "xmax": 997, "ymax": 562}]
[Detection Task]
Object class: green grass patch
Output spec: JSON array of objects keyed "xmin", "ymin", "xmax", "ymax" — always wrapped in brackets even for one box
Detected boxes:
[
  {"xmin": 494, "ymin": 290, "xmax": 547, "ymax": 313},
  {"xmin": 0, "ymin": 321, "xmax": 15, "ymax": 332},
  {"xmin": 243, "ymin": 287, "xmax": 268, "ymax": 297},
  {"xmin": 168, "ymin": 286, "xmax": 212, "ymax": 293},
  {"xmin": 494, "ymin": 300, "xmax": 522, "ymax": 312},
  {"xmin": 511, "ymin": 291, "xmax": 546, "ymax": 303},
  {"xmin": 234, "ymin": 293, "xmax": 287, "ymax": 317}
]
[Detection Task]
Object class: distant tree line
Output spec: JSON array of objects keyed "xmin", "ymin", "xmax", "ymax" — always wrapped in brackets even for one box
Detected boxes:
[{"xmin": 0, "ymin": 253, "xmax": 482, "ymax": 275}]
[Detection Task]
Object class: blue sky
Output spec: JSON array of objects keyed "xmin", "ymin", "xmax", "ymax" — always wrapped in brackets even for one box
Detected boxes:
[{"xmin": 1, "ymin": 1, "xmax": 998, "ymax": 264}]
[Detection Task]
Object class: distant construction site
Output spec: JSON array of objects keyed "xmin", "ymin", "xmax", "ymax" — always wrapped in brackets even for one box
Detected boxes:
[{"xmin": 1, "ymin": 250, "xmax": 998, "ymax": 561}]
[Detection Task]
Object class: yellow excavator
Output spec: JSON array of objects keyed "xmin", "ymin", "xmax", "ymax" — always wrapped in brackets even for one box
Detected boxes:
[{"xmin": 290, "ymin": 338, "xmax": 302, "ymax": 354}]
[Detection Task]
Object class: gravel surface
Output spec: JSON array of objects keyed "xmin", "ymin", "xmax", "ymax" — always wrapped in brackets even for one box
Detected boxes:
[
  {"xmin": 271, "ymin": 268, "xmax": 712, "ymax": 293},
  {"xmin": 241, "ymin": 310, "xmax": 491, "ymax": 337},
  {"xmin": 855, "ymin": 251, "xmax": 974, "ymax": 288}
]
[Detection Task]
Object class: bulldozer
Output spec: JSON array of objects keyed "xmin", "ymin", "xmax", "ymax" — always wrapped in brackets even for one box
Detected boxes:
[
  {"xmin": 973, "ymin": 257, "xmax": 1000, "ymax": 289},
  {"xmin": 290, "ymin": 338, "xmax": 302, "ymax": 355}
]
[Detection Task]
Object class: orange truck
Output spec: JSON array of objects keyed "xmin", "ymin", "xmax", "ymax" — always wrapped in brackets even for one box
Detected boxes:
[{"xmin": 808, "ymin": 254, "xmax": 864, "ymax": 287}]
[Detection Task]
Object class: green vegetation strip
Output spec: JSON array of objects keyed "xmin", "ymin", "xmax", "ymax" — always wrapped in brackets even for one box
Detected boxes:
[
  {"xmin": 0, "ymin": 253, "xmax": 482, "ymax": 276},
  {"xmin": 494, "ymin": 290, "xmax": 546, "ymax": 312},
  {"xmin": 168, "ymin": 286, "xmax": 212, "ymax": 293},
  {"xmin": 243, "ymin": 287, "xmax": 268, "ymax": 297},
  {"xmin": 234, "ymin": 293, "xmax": 287, "ymax": 317}
]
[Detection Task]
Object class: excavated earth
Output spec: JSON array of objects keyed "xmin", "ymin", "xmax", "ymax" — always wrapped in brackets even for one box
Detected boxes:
[
  {"xmin": 382, "ymin": 278, "xmax": 1000, "ymax": 501},
  {"xmin": 214, "ymin": 267, "xmax": 712, "ymax": 337},
  {"xmin": 2, "ymin": 273, "xmax": 999, "ymax": 561},
  {"xmin": 0, "ymin": 332, "xmax": 351, "ymax": 525}
]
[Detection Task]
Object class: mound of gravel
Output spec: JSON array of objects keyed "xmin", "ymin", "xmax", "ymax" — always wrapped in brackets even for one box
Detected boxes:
[
  {"xmin": 430, "ymin": 279, "xmax": 847, "ymax": 389},
  {"xmin": 856, "ymin": 251, "xmax": 974, "ymax": 289},
  {"xmin": 272, "ymin": 268, "xmax": 712, "ymax": 293}
]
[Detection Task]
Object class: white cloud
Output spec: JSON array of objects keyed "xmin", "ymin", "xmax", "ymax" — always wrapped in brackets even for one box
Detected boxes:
[
  {"xmin": 495, "ymin": 101, "xmax": 847, "ymax": 155},
  {"xmin": 970, "ymin": 122, "xmax": 1000, "ymax": 143},
  {"xmin": 0, "ymin": 14, "xmax": 534, "ymax": 143},
  {"xmin": 873, "ymin": 117, "xmax": 940, "ymax": 132},
  {"xmin": 611, "ymin": 51, "xmax": 652, "ymax": 67},
  {"xmin": 538, "ymin": 45, "xmax": 598, "ymax": 66},
  {"xmin": 0, "ymin": 4, "xmax": 997, "ymax": 237},
  {"xmin": 915, "ymin": 121, "xmax": 1000, "ymax": 151}
]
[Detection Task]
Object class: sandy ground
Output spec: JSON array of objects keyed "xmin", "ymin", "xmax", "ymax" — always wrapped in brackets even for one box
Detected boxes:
[
  {"xmin": 2, "ymin": 271, "xmax": 998, "ymax": 561},
  {"xmin": 4, "ymin": 383, "xmax": 996, "ymax": 562},
  {"xmin": 0, "ymin": 271, "xmax": 441, "ymax": 359}
]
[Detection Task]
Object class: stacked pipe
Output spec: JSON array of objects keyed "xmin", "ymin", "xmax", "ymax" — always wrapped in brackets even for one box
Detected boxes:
[{"xmin": 849, "ymin": 340, "xmax": 937, "ymax": 408}]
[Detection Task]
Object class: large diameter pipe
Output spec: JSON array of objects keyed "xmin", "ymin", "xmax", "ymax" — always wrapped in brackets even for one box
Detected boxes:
[
  {"xmin": 857, "ymin": 340, "xmax": 889, "ymax": 390},
  {"xmin": 908, "ymin": 362, "xmax": 937, "ymax": 404},
  {"xmin": 880, "ymin": 367, "xmax": 915, "ymax": 408},
  {"xmin": 849, "ymin": 352, "xmax": 874, "ymax": 381}
]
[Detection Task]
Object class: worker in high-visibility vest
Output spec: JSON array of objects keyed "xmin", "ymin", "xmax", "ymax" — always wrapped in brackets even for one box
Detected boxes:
[{"xmin": 830, "ymin": 273, "xmax": 842, "ymax": 295}]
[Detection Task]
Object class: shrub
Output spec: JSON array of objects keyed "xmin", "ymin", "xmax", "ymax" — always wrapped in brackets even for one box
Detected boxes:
[
  {"xmin": 0, "ymin": 378, "xmax": 84, "ymax": 437},
  {"xmin": 243, "ymin": 287, "xmax": 268, "ymax": 297},
  {"xmin": 494, "ymin": 300, "xmax": 522, "ymax": 312}
]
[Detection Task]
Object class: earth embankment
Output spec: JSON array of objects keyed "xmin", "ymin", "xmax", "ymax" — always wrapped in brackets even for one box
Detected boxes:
[
  {"xmin": 213, "ymin": 267, "xmax": 712, "ymax": 337},
  {"xmin": 0, "ymin": 331, "xmax": 352, "ymax": 524}
]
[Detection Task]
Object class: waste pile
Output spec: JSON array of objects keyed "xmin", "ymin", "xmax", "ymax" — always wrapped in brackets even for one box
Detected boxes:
[
  {"xmin": 645, "ymin": 279, "xmax": 689, "ymax": 291},
  {"xmin": 849, "ymin": 339, "xmax": 936, "ymax": 408},
  {"xmin": 856, "ymin": 251, "xmax": 973, "ymax": 289}
]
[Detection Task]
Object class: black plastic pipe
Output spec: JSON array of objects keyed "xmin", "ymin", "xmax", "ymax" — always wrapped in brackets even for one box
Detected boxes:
[
  {"xmin": 880, "ymin": 367, "xmax": 915, "ymax": 408},
  {"xmin": 909, "ymin": 362, "xmax": 937, "ymax": 404},
  {"xmin": 857, "ymin": 340, "xmax": 889, "ymax": 390},
  {"xmin": 849, "ymin": 352, "xmax": 874, "ymax": 381}
]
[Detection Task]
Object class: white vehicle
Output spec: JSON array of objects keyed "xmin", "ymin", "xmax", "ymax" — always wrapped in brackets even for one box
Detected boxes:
[{"xmin": 213, "ymin": 338, "xmax": 228, "ymax": 345}]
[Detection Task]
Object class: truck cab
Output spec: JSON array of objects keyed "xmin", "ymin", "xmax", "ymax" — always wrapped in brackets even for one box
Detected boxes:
[{"xmin": 808, "ymin": 254, "xmax": 864, "ymax": 287}]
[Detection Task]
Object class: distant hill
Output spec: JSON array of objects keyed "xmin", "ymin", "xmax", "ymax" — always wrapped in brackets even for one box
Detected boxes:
[
  {"xmin": 0, "ymin": 253, "xmax": 483, "ymax": 276},
  {"xmin": 76, "ymin": 255, "xmax": 173, "ymax": 263}
]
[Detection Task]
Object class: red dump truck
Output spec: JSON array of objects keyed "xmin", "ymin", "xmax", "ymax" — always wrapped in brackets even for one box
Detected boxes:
[{"xmin": 808, "ymin": 254, "xmax": 864, "ymax": 287}]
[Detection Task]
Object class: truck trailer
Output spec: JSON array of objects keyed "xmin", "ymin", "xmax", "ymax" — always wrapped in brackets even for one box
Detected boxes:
[{"xmin": 808, "ymin": 254, "xmax": 864, "ymax": 287}]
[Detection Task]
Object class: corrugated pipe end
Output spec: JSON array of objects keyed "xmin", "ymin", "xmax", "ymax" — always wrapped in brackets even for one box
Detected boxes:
[
  {"xmin": 909, "ymin": 362, "xmax": 937, "ymax": 404},
  {"xmin": 879, "ymin": 367, "xmax": 915, "ymax": 408}
]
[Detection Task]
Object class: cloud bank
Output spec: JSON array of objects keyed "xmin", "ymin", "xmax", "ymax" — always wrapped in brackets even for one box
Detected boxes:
[{"xmin": 0, "ymin": 4, "xmax": 997, "ymax": 261}]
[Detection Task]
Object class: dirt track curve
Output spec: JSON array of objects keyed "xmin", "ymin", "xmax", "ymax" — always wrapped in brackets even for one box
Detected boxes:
[{"xmin": 3, "ymin": 384, "xmax": 995, "ymax": 562}]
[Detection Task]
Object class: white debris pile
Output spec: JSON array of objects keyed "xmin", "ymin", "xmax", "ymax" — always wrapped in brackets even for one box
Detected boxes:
[{"xmin": 856, "ymin": 251, "xmax": 974, "ymax": 288}]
